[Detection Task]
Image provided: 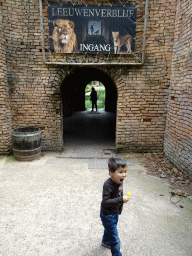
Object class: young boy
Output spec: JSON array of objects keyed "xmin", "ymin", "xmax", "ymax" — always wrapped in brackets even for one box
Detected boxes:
[{"xmin": 100, "ymin": 157, "xmax": 129, "ymax": 256}]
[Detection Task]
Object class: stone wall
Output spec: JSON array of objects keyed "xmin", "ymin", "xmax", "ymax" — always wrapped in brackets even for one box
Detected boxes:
[
  {"xmin": 0, "ymin": 0, "xmax": 177, "ymax": 154},
  {"xmin": 164, "ymin": 0, "xmax": 192, "ymax": 179}
]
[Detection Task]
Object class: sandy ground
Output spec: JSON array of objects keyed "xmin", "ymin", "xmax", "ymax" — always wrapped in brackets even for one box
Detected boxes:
[{"xmin": 0, "ymin": 153, "xmax": 192, "ymax": 256}]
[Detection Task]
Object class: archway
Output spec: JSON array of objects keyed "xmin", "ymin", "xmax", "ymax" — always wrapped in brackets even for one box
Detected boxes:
[
  {"xmin": 61, "ymin": 67, "xmax": 117, "ymax": 154},
  {"xmin": 61, "ymin": 67, "xmax": 117, "ymax": 116}
]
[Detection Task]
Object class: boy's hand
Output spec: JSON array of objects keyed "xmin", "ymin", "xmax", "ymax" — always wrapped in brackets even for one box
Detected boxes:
[{"xmin": 123, "ymin": 196, "xmax": 129, "ymax": 203}]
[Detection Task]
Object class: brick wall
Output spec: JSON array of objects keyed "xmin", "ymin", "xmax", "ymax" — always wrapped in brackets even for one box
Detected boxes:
[
  {"xmin": 0, "ymin": 3, "xmax": 12, "ymax": 154},
  {"xmin": 164, "ymin": 0, "xmax": 192, "ymax": 179},
  {"xmin": 115, "ymin": 0, "xmax": 177, "ymax": 152},
  {"xmin": 1, "ymin": 0, "xmax": 64, "ymax": 151},
  {"xmin": 0, "ymin": 0, "xmax": 177, "ymax": 154}
]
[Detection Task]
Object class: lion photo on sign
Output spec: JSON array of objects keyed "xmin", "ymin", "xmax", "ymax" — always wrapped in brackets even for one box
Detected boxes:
[
  {"xmin": 52, "ymin": 19, "xmax": 78, "ymax": 53},
  {"xmin": 112, "ymin": 31, "xmax": 132, "ymax": 54}
]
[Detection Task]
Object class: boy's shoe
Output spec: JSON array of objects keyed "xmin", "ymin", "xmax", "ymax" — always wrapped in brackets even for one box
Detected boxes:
[{"xmin": 101, "ymin": 241, "xmax": 110, "ymax": 249}]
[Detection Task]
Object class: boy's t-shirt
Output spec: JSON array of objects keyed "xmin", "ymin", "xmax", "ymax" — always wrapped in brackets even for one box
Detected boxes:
[{"xmin": 101, "ymin": 178, "xmax": 123, "ymax": 215}]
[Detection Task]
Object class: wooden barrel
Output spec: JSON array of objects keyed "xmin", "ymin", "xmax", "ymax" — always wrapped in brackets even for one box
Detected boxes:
[{"xmin": 12, "ymin": 127, "xmax": 42, "ymax": 161}]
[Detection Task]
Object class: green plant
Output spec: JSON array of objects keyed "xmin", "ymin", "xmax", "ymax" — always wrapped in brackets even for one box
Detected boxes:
[{"xmin": 97, "ymin": 89, "xmax": 105, "ymax": 109}]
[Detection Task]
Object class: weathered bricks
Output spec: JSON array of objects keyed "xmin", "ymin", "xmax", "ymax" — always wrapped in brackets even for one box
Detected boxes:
[
  {"xmin": 164, "ymin": 0, "xmax": 192, "ymax": 179},
  {"xmin": 0, "ymin": 0, "xmax": 191, "ymax": 178},
  {"xmin": 0, "ymin": 5, "xmax": 12, "ymax": 153}
]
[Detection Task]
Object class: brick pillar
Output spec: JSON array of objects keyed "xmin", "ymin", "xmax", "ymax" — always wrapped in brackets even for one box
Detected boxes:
[
  {"xmin": 0, "ymin": 4, "xmax": 12, "ymax": 154},
  {"xmin": 164, "ymin": 0, "xmax": 192, "ymax": 180}
]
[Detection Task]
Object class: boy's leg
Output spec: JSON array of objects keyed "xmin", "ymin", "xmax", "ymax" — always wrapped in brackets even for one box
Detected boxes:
[
  {"xmin": 100, "ymin": 211, "xmax": 122, "ymax": 256},
  {"xmin": 102, "ymin": 228, "xmax": 109, "ymax": 243},
  {"xmin": 100, "ymin": 212, "xmax": 109, "ymax": 244}
]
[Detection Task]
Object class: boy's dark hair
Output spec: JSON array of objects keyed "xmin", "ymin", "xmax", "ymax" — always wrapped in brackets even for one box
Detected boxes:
[{"xmin": 108, "ymin": 157, "xmax": 127, "ymax": 172}]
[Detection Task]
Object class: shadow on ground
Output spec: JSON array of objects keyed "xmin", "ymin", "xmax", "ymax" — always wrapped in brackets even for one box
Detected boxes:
[
  {"xmin": 0, "ymin": 153, "xmax": 192, "ymax": 256},
  {"xmin": 61, "ymin": 110, "xmax": 116, "ymax": 158}
]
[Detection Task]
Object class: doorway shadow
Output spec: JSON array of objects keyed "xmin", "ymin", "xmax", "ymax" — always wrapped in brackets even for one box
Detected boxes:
[
  {"xmin": 61, "ymin": 68, "xmax": 117, "ymax": 158},
  {"xmin": 61, "ymin": 110, "xmax": 116, "ymax": 158}
]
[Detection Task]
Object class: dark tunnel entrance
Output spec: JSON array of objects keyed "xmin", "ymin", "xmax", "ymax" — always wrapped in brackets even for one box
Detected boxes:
[
  {"xmin": 61, "ymin": 68, "xmax": 117, "ymax": 154},
  {"xmin": 61, "ymin": 68, "xmax": 117, "ymax": 115}
]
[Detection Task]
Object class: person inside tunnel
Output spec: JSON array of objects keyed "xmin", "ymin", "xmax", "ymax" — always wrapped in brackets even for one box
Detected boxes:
[{"xmin": 90, "ymin": 87, "xmax": 98, "ymax": 111}]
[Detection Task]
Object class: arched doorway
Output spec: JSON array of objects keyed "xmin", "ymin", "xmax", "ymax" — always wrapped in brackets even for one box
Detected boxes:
[
  {"xmin": 61, "ymin": 68, "xmax": 117, "ymax": 116},
  {"xmin": 61, "ymin": 67, "xmax": 117, "ymax": 156}
]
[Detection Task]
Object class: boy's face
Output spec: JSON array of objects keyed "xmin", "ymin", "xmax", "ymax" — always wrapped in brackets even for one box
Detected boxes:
[{"xmin": 110, "ymin": 166, "xmax": 127, "ymax": 184}]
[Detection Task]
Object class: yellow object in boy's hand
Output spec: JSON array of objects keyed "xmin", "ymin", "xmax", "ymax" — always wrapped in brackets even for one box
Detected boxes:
[{"xmin": 127, "ymin": 190, "xmax": 131, "ymax": 197}]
